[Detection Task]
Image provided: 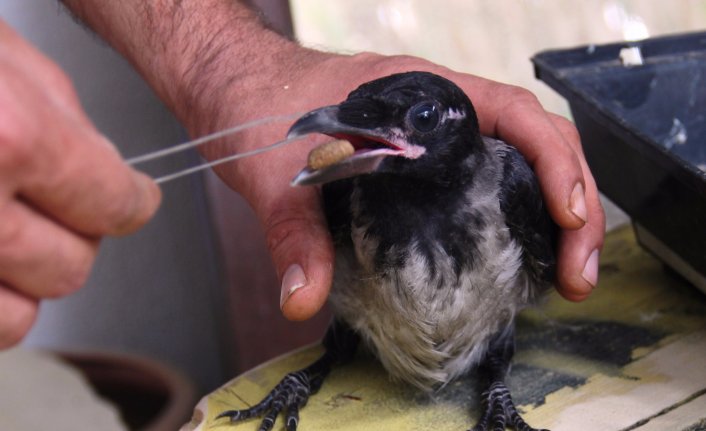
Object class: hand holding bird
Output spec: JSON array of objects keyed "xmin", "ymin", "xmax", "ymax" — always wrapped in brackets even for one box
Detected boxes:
[{"xmin": 218, "ymin": 71, "xmax": 559, "ymax": 431}]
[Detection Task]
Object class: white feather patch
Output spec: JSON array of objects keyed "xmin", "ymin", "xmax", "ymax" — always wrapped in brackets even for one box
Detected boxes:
[{"xmin": 445, "ymin": 108, "xmax": 466, "ymax": 121}]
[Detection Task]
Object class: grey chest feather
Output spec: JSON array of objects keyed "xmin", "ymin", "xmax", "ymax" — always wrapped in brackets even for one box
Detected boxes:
[{"xmin": 327, "ymin": 179, "xmax": 537, "ymax": 390}]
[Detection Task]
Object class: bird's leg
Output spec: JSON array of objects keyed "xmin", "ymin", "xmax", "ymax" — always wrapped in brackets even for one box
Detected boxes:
[
  {"xmin": 470, "ymin": 327, "xmax": 549, "ymax": 431},
  {"xmin": 217, "ymin": 320, "xmax": 359, "ymax": 431}
]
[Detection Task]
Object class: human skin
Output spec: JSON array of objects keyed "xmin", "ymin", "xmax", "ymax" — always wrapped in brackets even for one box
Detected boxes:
[
  {"xmin": 0, "ymin": 0, "xmax": 603, "ymax": 346},
  {"xmin": 0, "ymin": 21, "xmax": 161, "ymax": 348}
]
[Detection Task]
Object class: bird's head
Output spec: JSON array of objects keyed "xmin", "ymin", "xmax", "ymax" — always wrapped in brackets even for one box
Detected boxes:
[{"xmin": 289, "ymin": 71, "xmax": 482, "ymax": 186}]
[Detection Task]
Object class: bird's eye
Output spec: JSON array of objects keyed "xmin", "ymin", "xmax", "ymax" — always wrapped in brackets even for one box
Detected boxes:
[{"xmin": 408, "ymin": 103, "xmax": 439, "ymax": 133}]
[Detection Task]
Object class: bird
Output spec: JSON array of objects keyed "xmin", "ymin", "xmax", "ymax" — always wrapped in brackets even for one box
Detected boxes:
[{"xmin": 217, "ymin": 71, "xmax": 557, "ymax": 431}]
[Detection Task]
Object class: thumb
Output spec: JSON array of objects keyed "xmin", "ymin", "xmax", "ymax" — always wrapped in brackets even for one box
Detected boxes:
[{"xmin": 260, "ymin": 189, "xmax": 334, "ymax": 321}]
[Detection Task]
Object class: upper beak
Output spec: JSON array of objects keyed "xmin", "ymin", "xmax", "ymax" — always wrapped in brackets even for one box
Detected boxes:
[
  {"xmin": 287, "ymin": 105, "xmax": 353, "ymax": 138},
  {"xmin": 287, "ymin": 106, "xmax": 410, "ymax": 186}
]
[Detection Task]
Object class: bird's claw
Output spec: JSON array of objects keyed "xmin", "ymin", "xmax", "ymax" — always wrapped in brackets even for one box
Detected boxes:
[
  {"xmin": 217, "ymin": 370, "xmax": 313, "ymax": 431},
  {"xmin": 470, "ymin": 381, "xmax": 548, "ymax": 431}
]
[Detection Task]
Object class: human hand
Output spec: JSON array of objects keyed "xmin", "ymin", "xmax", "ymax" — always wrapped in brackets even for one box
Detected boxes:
[
  {"xmin": 0, "ymin": 21, "xmax": 161, "ymax": 348},
  {"xmin": 191, "ymin": 49, "xmax": 604, "ymax": 320}
]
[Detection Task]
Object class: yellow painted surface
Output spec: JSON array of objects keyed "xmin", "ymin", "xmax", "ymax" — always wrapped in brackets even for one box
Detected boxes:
[
  {"xmin": 632, "ymin": 393, "xmax": 706, "ymax": 431},
  {"xmin": 523, "ymin": 331, "xmax": 706, "ymax": 430},
  {"xmin": 182, "ymin": 226, "xmax": 706, "ymax": 431}
]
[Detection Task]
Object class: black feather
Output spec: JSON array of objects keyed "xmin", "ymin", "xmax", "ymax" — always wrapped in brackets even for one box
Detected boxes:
[{"xmin": 496, "ymin": 145, "xmax": 557, "ymax": 284}]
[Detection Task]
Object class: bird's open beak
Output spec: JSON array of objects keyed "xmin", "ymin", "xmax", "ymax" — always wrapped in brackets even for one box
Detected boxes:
[{"xmin": 287, "ymin": 106, "xmax": 424, "ymax": 186}]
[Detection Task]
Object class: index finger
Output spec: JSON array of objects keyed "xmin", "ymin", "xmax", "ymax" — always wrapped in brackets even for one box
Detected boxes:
[
  {"xmin": 469, "ymin": 81, "xmax": 588, "ymax": 230},
  {"xmin": 0, "ymin": 111, "xmax": 160, "ymax": 237},
  {"xmin": 0, "ymin": 26, "xmax": 161, "ymax": 237}
]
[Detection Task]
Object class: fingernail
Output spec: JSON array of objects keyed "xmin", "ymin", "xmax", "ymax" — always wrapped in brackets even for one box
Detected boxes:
[
  {"xmin": 135, "ymin": 173, "xmax": 161, "ymax": 215},
  {"xmin": 113, "ymin": 173, "xmax": 160, "ymax": 235},
  {"xmin": 570, "ymin": 182, "xmax": 588, "ymax": 224},
  {"xmin": 582, "ymin": 249, "xmax": 600, "ymax": 288},
  {"xmin": 280, "ymin": 264, "xmax": 307, "ymax": 309}
]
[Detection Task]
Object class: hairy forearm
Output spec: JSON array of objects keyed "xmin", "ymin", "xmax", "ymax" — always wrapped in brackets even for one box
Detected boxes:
[{"xmin": 61, "ymin": 0, "xmax": 306, "ymax": 133}]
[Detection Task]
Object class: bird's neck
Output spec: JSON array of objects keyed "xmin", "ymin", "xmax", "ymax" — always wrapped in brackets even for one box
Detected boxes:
[
  {"xmin": 355, "ymin": 146, "xmax": 485, "ymax": 207},
  {"xmin": 352, "ymin": 160, "xmax": 475, "ymax": 241},
  {"xmin": 350, "ymin": 167, "xmax": 481, "ymax": 277},
  {"xmin": 357, "ymin": 173, "xmax": 465, "ymax": 206},
  {"xmin": 347, "ymin": 148, "xmax": 492, "ymax": 277}
]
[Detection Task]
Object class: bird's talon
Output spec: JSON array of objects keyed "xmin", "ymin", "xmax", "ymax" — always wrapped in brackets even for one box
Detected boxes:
[
  {"xmin": 215, "ymin": 344, "xmax": 343, "ymax": 431},
  {"xmin": 471, "ymin": 381, "xmax": 545, "ymax": 431}
]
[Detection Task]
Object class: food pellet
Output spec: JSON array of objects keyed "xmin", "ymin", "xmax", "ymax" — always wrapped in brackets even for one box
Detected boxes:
[{"xmin": 307, "ymin": 139, "xmax": 355, "ymax": 170}]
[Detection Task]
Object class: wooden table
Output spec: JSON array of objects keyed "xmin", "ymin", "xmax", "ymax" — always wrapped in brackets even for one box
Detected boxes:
[{"xmin": 182, "ymin": 226, "xmax": 706, "ymax": 431}]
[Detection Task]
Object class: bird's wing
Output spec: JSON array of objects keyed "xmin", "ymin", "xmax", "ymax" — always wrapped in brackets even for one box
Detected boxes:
[{"xmin": 491, "ymin": 138, "xmax": 557, "ymax": 284}]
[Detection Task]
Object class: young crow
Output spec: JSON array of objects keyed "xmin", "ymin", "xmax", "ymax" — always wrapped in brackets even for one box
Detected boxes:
[{"xmin": 219, "ymin": 71, "xmax": 556, "ymax": 431}]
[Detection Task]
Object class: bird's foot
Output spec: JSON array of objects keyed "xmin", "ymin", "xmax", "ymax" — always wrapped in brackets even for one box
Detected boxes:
[
  {"xmin": 470, "ymin": 381, "xmax": 548, "ymax": 431},
  {"xmin": 217, "ymin": 322, "xmax": 357, "ymax": 430},
  {"xmin": 217, "ymin": 367, "xmax": 322, "ymax": 431}
]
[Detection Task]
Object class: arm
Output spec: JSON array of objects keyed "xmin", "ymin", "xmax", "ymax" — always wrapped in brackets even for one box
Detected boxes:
[{"xmin": 63, "ymin": 0, "xmax": 604, "ymax": 319}]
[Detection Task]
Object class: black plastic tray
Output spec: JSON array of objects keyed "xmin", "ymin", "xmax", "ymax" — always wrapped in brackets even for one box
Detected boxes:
[{"xmin": 533, "ymin": 32, "xmax": 706, "ymax": 292}]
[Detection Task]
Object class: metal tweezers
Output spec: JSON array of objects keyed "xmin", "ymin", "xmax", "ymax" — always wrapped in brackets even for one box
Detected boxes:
[{"xmin": 126, "ymin": 113, "xmax": 306, "ymax": 184}]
